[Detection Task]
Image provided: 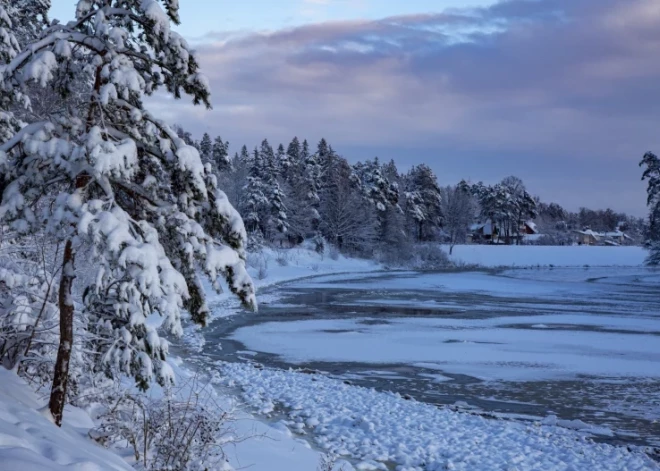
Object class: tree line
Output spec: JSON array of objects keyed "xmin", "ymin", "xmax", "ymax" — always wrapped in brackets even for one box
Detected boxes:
[{"xmin": 178, "ymin": 131, "xmax": 647, "ymax": 254}]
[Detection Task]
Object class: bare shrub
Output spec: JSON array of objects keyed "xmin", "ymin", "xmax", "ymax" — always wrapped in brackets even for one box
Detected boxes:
[
  {"xmin": 415, "ymin": 244, "xmax": 452, "ymax": 270},
  {"xmin": 318, "ymin": 453, "xmax": 346, "ymax": 471},
  {"xmin": 247, "ymin": 252, "xmax": 269, "ymax": 280},
  {"xmin": 328, "ymin": 246, "xmax": 340, "ymax": 261},
  {"xmin": 275, "ymin": 247, "xmax": 290, "ymax": 267},
  {"xmin": 91, "ymin": 376, "xmax": 237, "ymax": 471}
]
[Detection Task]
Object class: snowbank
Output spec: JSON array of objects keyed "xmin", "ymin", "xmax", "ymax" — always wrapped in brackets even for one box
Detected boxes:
[
  {"xmin": 446, "ymin": 245, "xmax": 647, "ymax": 267},
  {"xmin": 246, "ymin": 245, "xmax": 379, "ymax": 290},
  {"xmin": 163, "ymin": 357, "xmax": 326, "ymax": 471},
  {"xmin": 0, "ymin": 368, "xmax": 132, "ymax": 471},
  {"xmin": 217, "ymin": 362, "xmax": 658, "ymax": 471},
  {"xmin": 202, "ymin": 245, "xmax": 380, "ymax": 323}
]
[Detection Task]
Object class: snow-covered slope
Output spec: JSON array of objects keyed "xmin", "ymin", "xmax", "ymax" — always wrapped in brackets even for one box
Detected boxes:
[{"xmin": 0, "ymin": 368, "xmax": 132, "ymax": 471}]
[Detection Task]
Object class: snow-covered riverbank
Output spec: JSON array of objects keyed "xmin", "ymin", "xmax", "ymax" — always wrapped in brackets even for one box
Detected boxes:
[{"xmin": 215, "ymin": 361, "xmax": 657, "ymax": 471}]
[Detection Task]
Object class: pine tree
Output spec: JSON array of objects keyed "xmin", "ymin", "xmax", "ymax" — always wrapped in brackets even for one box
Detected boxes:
[
  {"xmin": 287, "ymin": 137, "xmax": 301, "ymax": 168},
  {"xmin": 277, "ymin": 143, "xmax": 290, "ymax": 179},
  {"xmin": 0, "ymin": 0, "xmax": 255, "ymax": 425},
  {"xmin": 199, "ymin": 132, "xmax": 212, "ymax": 163},
  {"xmin": 260, "ymin": 138, "xmax": 276, "ymax": 180},
  {"xmin": 212, "ymin": 135, "xmax": 230, "ymax": 172},
  {"xmin": 173, "ymin": 125, "xmax": 195, "ymax": 146},
  {"xmin": 243, "ymin": 148, "xmax": 269, "ymax": 238},
  {"xmin": 404, "ymin": 165, "xmax": 443, "ymax": 241},
  {"xmin": 268, "ymin": 181, "xmax": 289, "ymax": 240},
  {"xmin": 640, "ymin": 151, "xmax": 660, "ymax": 265},
  {"xmin": 352, "ymin": 158, "xmax": 400, "ymax": 243},
  {"xmin": 2, "ymin": 0, "xmax": 50, "ymax": 46},
  {"xmin": 319, "ymin": 156, "xmax": 376, "ymax": 252}
]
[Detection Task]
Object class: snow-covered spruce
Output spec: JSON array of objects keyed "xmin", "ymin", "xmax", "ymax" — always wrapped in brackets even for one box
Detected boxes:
[
  {"xmin": 216, "ymin": 362, "xmax": 657, "ymax": 471},
  {"xmin": 0, "ymin": 0, "xmax": 255, "ymax": 424},
  {"xmin": 403, "ymin": 164, "xmax": 444, "ymax": 243},
  {"xmin": 640, "ymin": 151, "xmax": 660, "ymax": 265}
]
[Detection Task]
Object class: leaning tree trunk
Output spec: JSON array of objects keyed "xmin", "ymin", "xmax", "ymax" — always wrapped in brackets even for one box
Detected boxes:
[
  {"xmin": 48, "ymin": 239, "xmax": 75, "ymax": 426},
  {"xmin": 48, "ymin": 64, "xmax": 102, "ymax": 426}
]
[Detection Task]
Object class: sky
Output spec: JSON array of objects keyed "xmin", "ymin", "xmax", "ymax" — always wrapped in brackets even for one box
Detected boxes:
[{"xmin": 48, "ymin": 0, "xmax": 660, "ymax": 216}]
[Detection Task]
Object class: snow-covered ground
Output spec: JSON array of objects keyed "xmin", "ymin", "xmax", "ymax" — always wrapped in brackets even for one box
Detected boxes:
[
  {"xmin": 1, "ymin": 245, "xmax": 655, "ymax": 471},
  {"xmin": 446, "ymin": 244, "xmax": 647, "ymax": 267},
  {"xmin": 215, "ymin": 362, "xmax": 657, "ymax": 471},
  {"xmin": 179, "ymin": 245, "xmax": 385, "ymax": 471},
  {"xmin": 0, "ymin": 368, "xmax": 132, "ymax": 471},
  {"xmin": 166, "ymin": 358, "xmax": 325, "ymax": 471}
]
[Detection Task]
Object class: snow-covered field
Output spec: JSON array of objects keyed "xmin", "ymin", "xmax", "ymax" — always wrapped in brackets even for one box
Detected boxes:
[{"xmin": 446, "ymin": 244, "xmax": 647, "ymax": 267}]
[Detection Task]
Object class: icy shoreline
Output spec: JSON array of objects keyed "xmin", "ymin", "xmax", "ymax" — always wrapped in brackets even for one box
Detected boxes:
[{"xmin": 215, "ymin": 361, "xmax": 657, "ymax": 471}]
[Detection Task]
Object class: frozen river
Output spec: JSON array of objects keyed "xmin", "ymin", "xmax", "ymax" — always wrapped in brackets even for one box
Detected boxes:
[{"xmin": 201, "ymin": 267, "xmax": 660, "ymax": 449}]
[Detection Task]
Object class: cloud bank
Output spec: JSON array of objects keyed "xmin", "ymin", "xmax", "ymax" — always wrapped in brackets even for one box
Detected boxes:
[{"xmin": 156, "ymin": 0, "xmax": 660, "ymax": 214}]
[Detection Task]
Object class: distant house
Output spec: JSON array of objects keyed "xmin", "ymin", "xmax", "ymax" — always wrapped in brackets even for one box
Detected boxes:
[
  {"xmin": 576, "ymin": 229, "xmax": 600, "ymax": 245},
  {"xmin": 523, "ymin": 220, "xmax": 538, "ymax": 235},
  {"xmin": 602, "ymin": 231, "xmax": 633, "ymax": 245},
  {"xmin": 469, "ymin": 220, "xmax": 496, "ymax": 243},
  {"xmin": 469, "ymin": 219, "xmax": 540, "ymax": 244},
  {"xmin": 575, "ymin": 229, "xmax": 632, "ymax": 246}
]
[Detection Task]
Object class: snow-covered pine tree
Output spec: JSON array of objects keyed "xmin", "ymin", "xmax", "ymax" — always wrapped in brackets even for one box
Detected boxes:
[
  {"xmin": 198, "ymin": 132, "xmax": 212, "ymax": 164},
  {"xmin": 319, "ymin": 156, "xmax": 376, "ymax": 252},
  {"xmin": 500, "ymin": 176, "xmax": 536, "ymax": 244},
  {"xmin": 302, "ymin": 140, "xmax": 322, "ymax": 225},
  {"xmin": 353, "ymin": 158, "xmax": 399, "ymax": 212},
  {"xmin": 219, "ymin": 146, "xmax": 249, "ymax": 213},
  {"xmin": 640, "ymin": 151, "xmax": 660, "ymax": 265},
  {"xmin": 352, "ymin": 158, "xmax": 400, "ymax": 244},
  {"xmin": 0, "ymin": 0, "xmax": 256, "ymax": 425},
  {"xmin": 2, "ymin": 0, "xmax": 50, "ymax": 46},
  {"xmin": 268, "ymin": 181, "xmax": 289, "ymax": 241},
  {"xmin": 278, "ymin": 138, "xmax": 313, "ymax": 243},
  {"xmin": 287, "ymin": 137, "xmax": 301, "ymax": 168},
  {"xmin": 212, "ymin": 135, "xmax": 230, "ymax": 172},
  {"xmin": 243, "ymin": 147, "xmax": 269, "ymax": 239},
  {"xmin": 277, "ymin": 143, "xmax": 290, "ymax": 180},
  {"xmin": 404, "ymin": 165, "xmax": 443, "ymax": 241},
  {"xmin": 260, "ymin": 138, "xmax": 277, "ymax": 179},
  {"xmin": 316, "ymin": 138, "xmax": 331, "ymax": 171},
  {"xmin": 378, "ymin": 159, "xmax": 406, "ymax": 248},
  {"xmin": 0, "ymin": 3, "xmax": 23, "ymax": 145},
  {"xmin": 173, "ymin": 125, "xmax": 195, "ymax": 146},
  {"xmin": 302, "ymin": 139, "xmax": 310, "ymax": 161}
]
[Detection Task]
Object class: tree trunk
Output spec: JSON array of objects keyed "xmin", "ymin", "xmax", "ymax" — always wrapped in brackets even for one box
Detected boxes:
[
  {"xmin": 48, "ymin": 62, "xmax": 100, "ymax": 426},
  {"xmin": 48, "ymin": 239, "xmax": 75, "ymax": 427}
]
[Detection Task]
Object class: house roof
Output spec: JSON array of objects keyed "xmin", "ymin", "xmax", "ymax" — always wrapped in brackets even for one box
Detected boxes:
[
  {"xmin": 470, "ymin": 220, "xmax": 493, "ymax": 236},
  {"xmin": 576, "ymin": 229, "xmax": 599, "ymax": 238},
  {"xmin": 576, "ymin": 229, "xmax": 632, "ymax": 241},
  {"xmin": 525, "ymin": 220, "xmax": 538, "ymax": 234}
]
